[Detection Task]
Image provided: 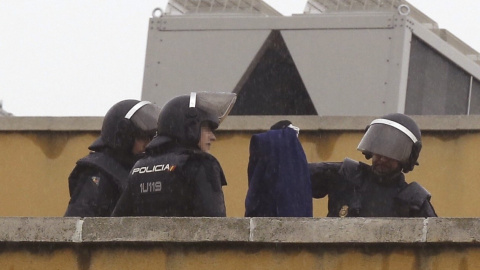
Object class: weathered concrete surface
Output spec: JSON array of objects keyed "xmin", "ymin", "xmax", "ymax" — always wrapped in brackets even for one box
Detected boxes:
[
  {"xmin": 249, "ymin": 218, "xmax": 426, "ymax": 243},
  {"xmin": 0, "ymin": 217, "xmax": 80, "ymax": 242},
  {"xmin": 0, "ymin": 117, "xmax": 103, "ymax": 131},
  {"xmin": 427, "ymin": 218, "xmax": 480, "ymax": 243},
  {"xmin": 0, "ymin": 217, "xmax": 479, "ymax": 244},
  {"xmin": 2, "ymin": 218, "xmax": 480, "ymax": 270},
  {"xmin": 82, "ymin": 217, "xmax": 250, "ymax": 242}
]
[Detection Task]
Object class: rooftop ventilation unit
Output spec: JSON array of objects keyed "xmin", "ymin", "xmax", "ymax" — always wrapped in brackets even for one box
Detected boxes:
[{"xmin": 143, "ymin": 0, "xmax": 480, "ymax": 116}]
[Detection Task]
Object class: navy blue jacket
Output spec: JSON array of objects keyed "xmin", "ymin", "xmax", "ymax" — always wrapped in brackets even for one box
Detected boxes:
[{"xmin": 245, "ymin": 128, "xmax": 312, "ymax": 217}]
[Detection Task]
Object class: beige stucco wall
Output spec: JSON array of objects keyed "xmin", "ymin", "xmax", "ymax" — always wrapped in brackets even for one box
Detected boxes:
[
  {"xmin": 0, "ymin": 132, "xmax": 97, "ymax": 216},
  {"xmin": 3, "ymin": 244, "xmax": 480, "ymax": 270},
  {"xmin": 1, "ymin": 116, "xmax": 479, "ymax": 217},
  {"xmin": 1, "ymin": 114, "xmax": 480, "ymax": 270}
]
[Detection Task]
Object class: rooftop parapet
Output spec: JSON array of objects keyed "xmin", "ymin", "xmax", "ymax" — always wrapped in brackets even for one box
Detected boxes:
[{"xmin": 1, "ymin": 217, "xmax": 480, "ymax": 244}]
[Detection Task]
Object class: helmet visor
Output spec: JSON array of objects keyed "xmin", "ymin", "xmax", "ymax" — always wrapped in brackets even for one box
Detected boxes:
[
  {"xmin": 125, "ymin": 101, "xmax": 161, "ymax": 132},
  {"xmin": 193, "ymin": 92, "xmax": 237, "ymax": 124},
  {"xmin": 357, "ymin": 123, "xmax": 414, "ymax": 163}
]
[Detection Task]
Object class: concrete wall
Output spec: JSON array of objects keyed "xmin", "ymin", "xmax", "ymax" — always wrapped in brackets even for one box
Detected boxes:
[
  {"xmin": 1, "ymin": 217, "xmax": 480, "ymax": 270},
  {"xmin": 1, "ymin": 116, "xmax": 480, "ymax": 217}
]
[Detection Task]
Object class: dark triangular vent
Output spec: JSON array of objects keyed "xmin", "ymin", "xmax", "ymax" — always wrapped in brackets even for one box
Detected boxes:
[{"xmin": 230, "ymin": 30, "xmax": 317, "ymax": 115}]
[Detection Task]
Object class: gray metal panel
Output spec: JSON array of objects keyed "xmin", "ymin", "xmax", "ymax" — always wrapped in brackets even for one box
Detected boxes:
[
  {"xmin": 142, "ymin": 26, "xmax": 270, "ymax": 107},
  {"xmin": 282, "ymin": 28, "xmax": 396, "ymax": 116},
  {"xmin": 385, "ymin": 15, "xmax": 413, "ymax": 113},
  {"xmin": 153, "ymin": 13, "xmax": 394, "ymax": 31}
]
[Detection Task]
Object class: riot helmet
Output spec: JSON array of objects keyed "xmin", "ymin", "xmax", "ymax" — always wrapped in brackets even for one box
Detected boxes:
[
  {"xmin": 357, "ymin": 113, "xmax": 422, "ymax": 173},
  {"xmin": 89, "ymin": 100, "xmax": 161, "ymax": 155},
  {"xmin": 157, "ymin": 92, "xmax": 236, "ymax": 147}
]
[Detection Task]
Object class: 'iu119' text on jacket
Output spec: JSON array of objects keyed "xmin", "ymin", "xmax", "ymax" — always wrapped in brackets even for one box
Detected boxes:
[{"xmin": 112, "ymin": 137, "xmax": 227, "ymax": 217}]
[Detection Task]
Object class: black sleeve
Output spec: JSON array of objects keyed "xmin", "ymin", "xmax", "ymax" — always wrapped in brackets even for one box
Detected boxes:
[
  {"xmin": 64, "ymin": 167, "xmax": 120, "ymax": 217},
  {"xmin": 187, "ymin": 157, "xmax": 227, "ymax": 217},
  {"xmin": 308, "ymin": 162, "xmax": 342, "ymax": 199},
  {"xmin": 414, "ymin": 200, "xmax": 437, "ymax": 217},
  {"xmin": 111, "ymin": 178, "xmax": 134, "ymax": 217}
]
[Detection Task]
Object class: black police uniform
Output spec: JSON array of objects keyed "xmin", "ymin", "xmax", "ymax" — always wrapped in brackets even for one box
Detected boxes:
[
  {"xmin": 112, "ymin": 137, "xmax": 227, "ymax": 217},
  {"xmin": 64, "ymin": 99, "xmax": 159, "ymax": 217},
  {"xmin": 110, "ymin": 92, "xmax": 235, "ymax": 217},
  {"xmin": 64, "ymin": 150, "xmax": 133, "ymax": 217},
  {"xmin": 309, "ymin": 158, "xmax": 437, "ymax": 217}
]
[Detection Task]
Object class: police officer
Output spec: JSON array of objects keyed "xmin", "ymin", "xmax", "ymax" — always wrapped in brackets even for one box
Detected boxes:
[
  {"xmin": 309, "ymin": 113, "xmax": 437, "ymax": 217},
  {"xmin": 64, "ymin": 100, "xmax": 160, "ymax": 217},
  {"xmin": 112, "ymin": 92, "xmax": 236, "ymax": 217}
]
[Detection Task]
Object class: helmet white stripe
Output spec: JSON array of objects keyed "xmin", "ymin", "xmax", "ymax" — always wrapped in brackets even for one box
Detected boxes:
[
  {"xmin": 189, "ymin": 92, "xmax": 197, "ymax": 108},
  {"xmin": 124, "ymin": 101, "xmax": 151, "ymax": 119},
  {"xmin": 370, "ymin": 119, "xmax": 418, "ymax": 143}
]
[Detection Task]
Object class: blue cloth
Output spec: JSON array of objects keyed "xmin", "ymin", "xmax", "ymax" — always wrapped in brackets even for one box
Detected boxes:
[{"xmin": 245, "ymin": 128, "xmax": 313, "ymax": 217}]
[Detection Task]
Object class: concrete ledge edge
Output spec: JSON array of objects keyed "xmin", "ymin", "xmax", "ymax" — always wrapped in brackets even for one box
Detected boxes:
[
  {"xmin": 1, "ymin": 217, "xmax": 480, "ymax": 244},
  {"xmin": 3, "ymin": 116, "xmax": 480, "ymax": 131}
]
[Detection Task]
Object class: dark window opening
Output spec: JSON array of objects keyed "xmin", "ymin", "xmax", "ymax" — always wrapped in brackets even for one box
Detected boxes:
[
  {"xmin": 405, "ymin": 35, "xmax": 470, "ymax": 115},
  {"xmin": 230, "ymin": 30, "xmax": 317, "ymax": 115}
]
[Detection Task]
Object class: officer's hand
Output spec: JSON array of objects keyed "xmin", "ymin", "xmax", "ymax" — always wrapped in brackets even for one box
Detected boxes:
[
  {"xmin": 270, "ymin": 120, "xmax": 292, "ymax": 130},
  {"xmin": 270, "ymin": 120, "xmax": 300, "ymax": 136}
]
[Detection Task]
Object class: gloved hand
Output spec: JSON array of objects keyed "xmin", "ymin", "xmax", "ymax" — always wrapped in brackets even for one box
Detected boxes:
[
  {"xmin": 270, "ymin": 120, "xmax": 300, "ymax": 137},
  {"xmin": 270, "ymin": 120, "xmax": 292, "ymax": 130}
]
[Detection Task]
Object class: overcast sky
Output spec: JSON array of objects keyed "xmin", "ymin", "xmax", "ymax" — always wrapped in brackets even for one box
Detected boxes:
[{"xmin": 1, "ymin": 0, "xmax": 479, "ymax": 116}]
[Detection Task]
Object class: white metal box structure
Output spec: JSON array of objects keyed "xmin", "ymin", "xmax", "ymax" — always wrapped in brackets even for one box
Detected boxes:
[{"xmin": 141, "ymin": 0, "xmax": 480, "ymax": 116}]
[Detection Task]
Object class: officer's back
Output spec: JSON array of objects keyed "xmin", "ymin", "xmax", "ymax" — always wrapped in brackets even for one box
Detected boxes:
[{"xmin": 112, "ymin": 92, "xmax": 236, "ymax": 217}]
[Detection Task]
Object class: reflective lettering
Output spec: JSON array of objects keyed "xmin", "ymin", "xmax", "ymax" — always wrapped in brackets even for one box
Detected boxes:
[
  {"xmin": 140, "ymin": 181, "xmax": 162, "ymax": 193},
  {"xmin": 132, "ymin": 164, "xmax": 174, "ymax": 175}
]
